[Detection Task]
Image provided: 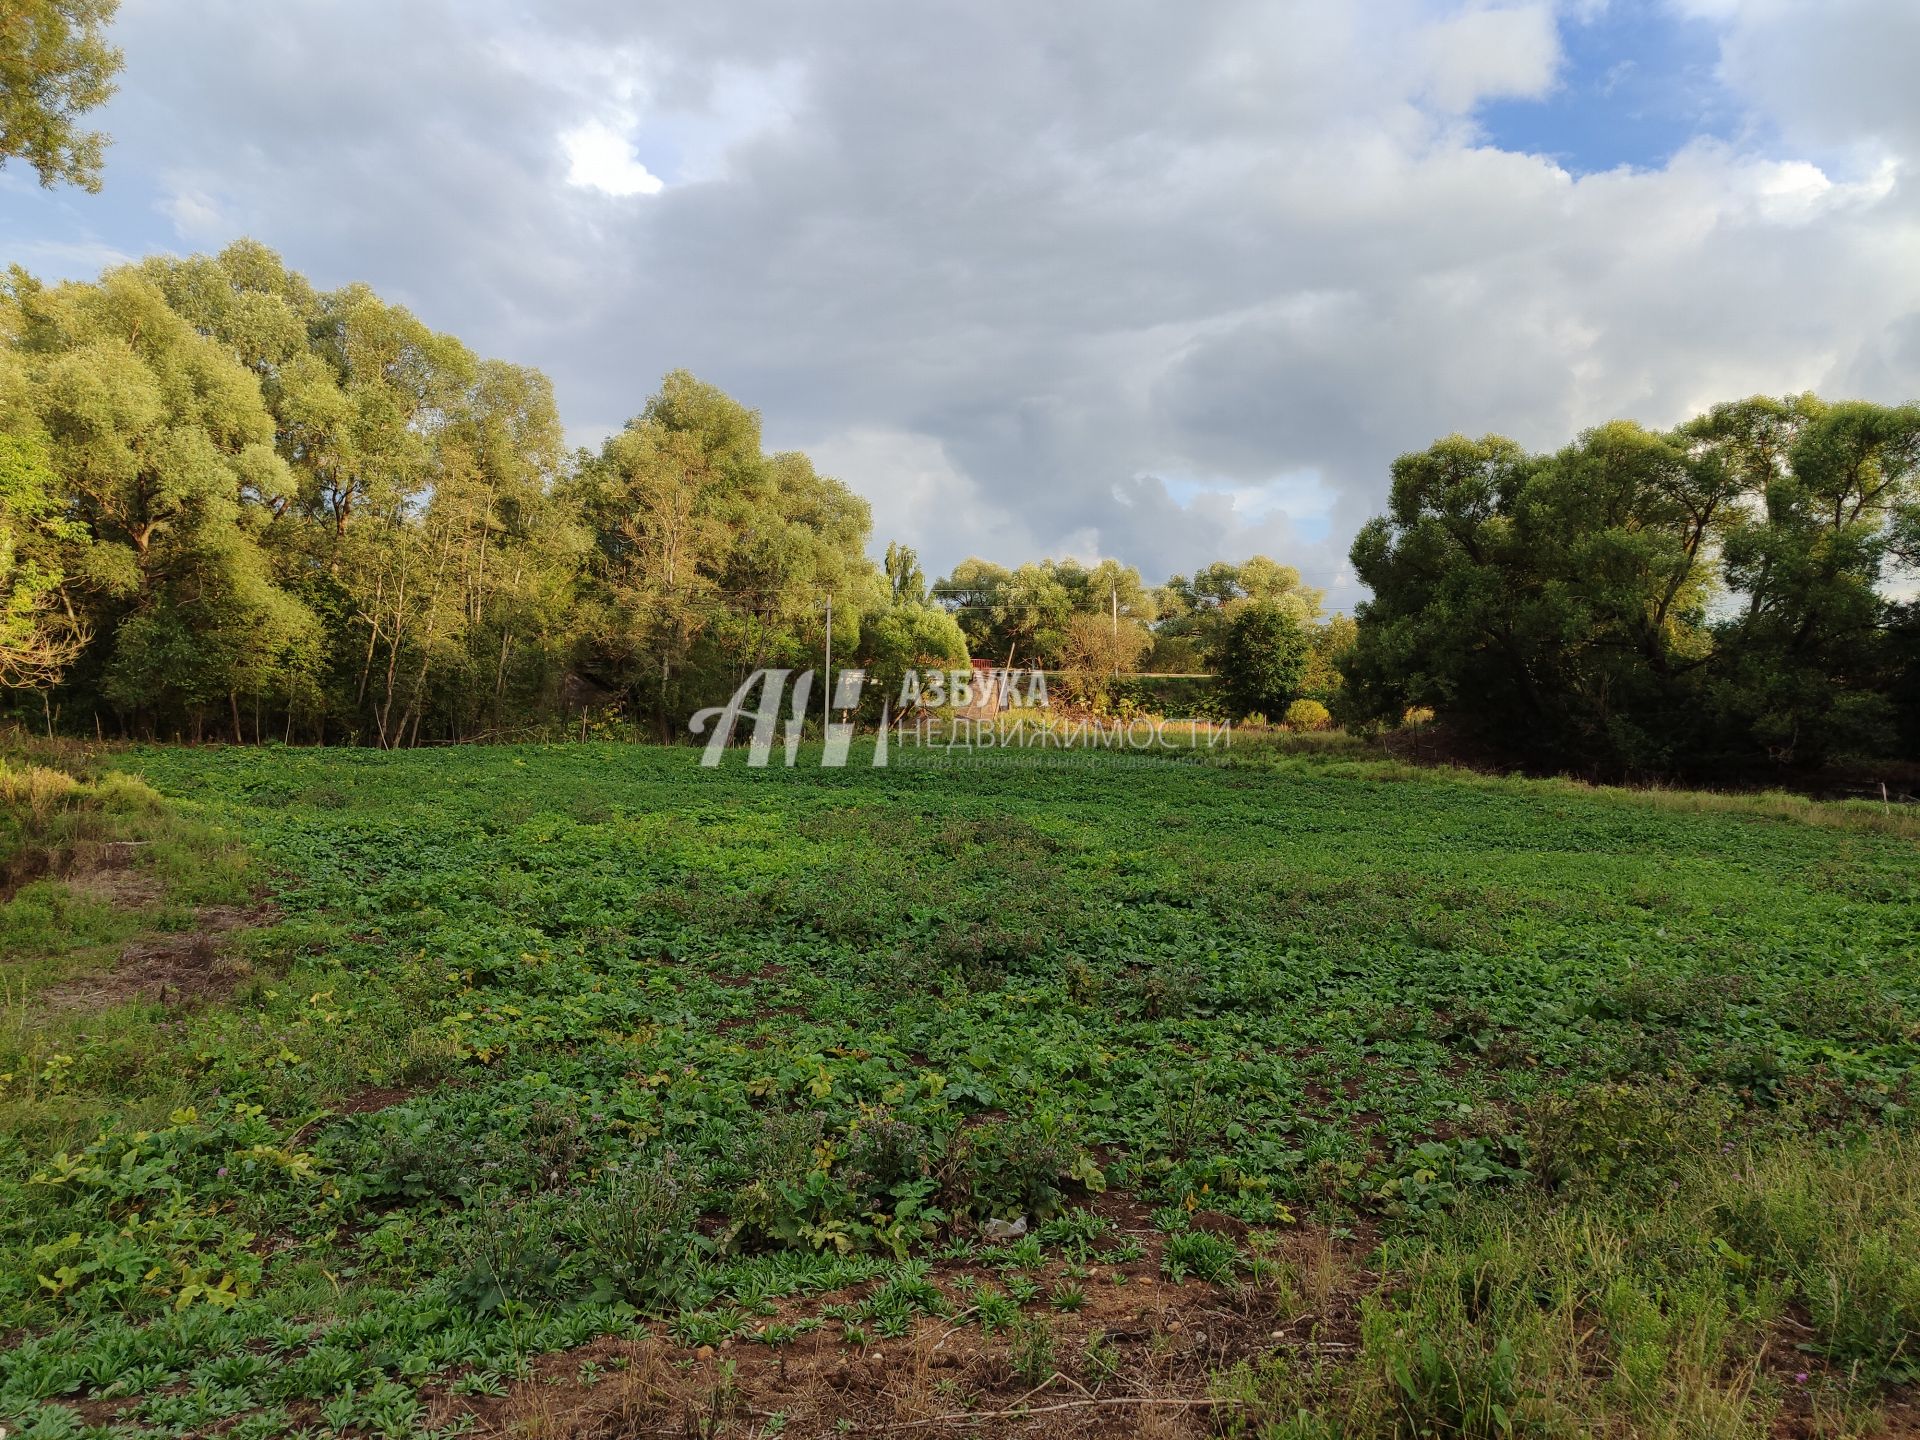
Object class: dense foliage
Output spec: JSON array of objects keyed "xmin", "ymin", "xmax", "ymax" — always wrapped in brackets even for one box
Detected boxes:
[
  {"xmin": 1214, "ymin": 601, "xmax": 1311, "ymax": 722},
  {"xmin": 0, "ymin": 246, "xmax": 1350, "ymax": 741},
  {"xmin": 0, "ymin": 0, "xmax": 122, "ymax": 192},
  {"xmin": 1345, "ymin": 402, "xmax": 1920, "ymax": 776}
]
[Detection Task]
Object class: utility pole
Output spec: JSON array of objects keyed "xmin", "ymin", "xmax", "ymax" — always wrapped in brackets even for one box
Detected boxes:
[
  {"xmin": 1111, "ymin": 584, "xmax": 1118, "ymax": 641},
  {"xmin": 823, "ymin": 594, "xmax": 832, "ymax": 734}
]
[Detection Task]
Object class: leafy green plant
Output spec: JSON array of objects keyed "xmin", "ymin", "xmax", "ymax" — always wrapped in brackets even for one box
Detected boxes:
[
  {"xmin": 568, "ymin": 1155, "xmax": 703, "ymax": 1310},
  {"xmin": 443, "ymin": 1196, "xmax": 569, "ymax": 1312},
  {"xmin": 1006, "ymin": 1313, "xmax": 1057, "ymax": 1385},
  {"xmin": 1162, "ymin": 1229, "xmax": 1238, "ymax": 1283},
  {"xmin": 1524, "ymin": 1079, "xmax": 1715, "ymax": 1198}
]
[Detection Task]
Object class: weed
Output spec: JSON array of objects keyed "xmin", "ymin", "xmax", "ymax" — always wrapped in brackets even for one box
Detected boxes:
[
  {"xmin": 1006, "ymin": 1312, "xmax": 1057, "ymax": 1386},
  {"xmin": 567, "ymin": 1155, "xmax": 703, "ymax": 1310},
  {"xmin": 1163, "ymin": 1229, "xmax": 1239, "ymax": 1283}
]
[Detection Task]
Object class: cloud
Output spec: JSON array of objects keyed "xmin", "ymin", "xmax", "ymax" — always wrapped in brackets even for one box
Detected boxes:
[
  {"xmin": 1413, "ymin": 2, "xmax": 1562, "ymax": 112},
  {"xmin": 1680, "ymin": 0, "xmax": 1920, "ymax": 158},
  {"xmin": 159, "ymin": 181, "xmax": 227, "ymax": 239},
  {"xmin": 562, "ymin": 121, "xmax": 665, "ymax": 196},
  {"xmin": 6, "ymin": 0, "xmax": 1918, "ymax": 613}
]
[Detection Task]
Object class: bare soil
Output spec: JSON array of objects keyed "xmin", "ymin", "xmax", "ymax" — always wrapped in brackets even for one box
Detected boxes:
[{"xmin": 25, "ymin": 855, "xmax": 277, "ymax": 1013}]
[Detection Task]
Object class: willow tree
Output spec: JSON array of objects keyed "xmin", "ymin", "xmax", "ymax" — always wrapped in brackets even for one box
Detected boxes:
[
  {"xmin": 1153, "ymin": 556, "xmax": 1323, "ymax": 667},
  {"xmin": 4, "ymin": 266, "xmax": 318, "ymax": 736},
  {"xmin": 1346, "ymin": 399, "xmax": 1920, "ymax": 773},
  {"xmin": 139, "ymin": 241, "xmax": 579, "ymax": 742},
  {"xmin": 0, "ymin": 0, "xmax": 122, "ymax": 191},
  {"xmin": 0, "ymin": 427, "xmax": 86, "ymax": 687}
]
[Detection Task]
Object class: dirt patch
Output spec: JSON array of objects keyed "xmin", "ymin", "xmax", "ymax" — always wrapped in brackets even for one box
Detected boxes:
[
  {"xmin": 35, "ymin": 901, "xmax": 276, "ymax": 1013},
  {"xmin": 436, "ymin": 1289, "xmax": 1267, "ymax": 1438},
  {"xmin": 3, "ymin": 838, "xmax": 161, "ymax": 906},
  {"xmin": 63, "ymin": 848, "xmax": 165, "ymax": 908},
  {"xmin": 713, "ymin": 961, "xmax": 789, "ymax": 990},
  {"xmin": 418, "ymin": 1208, "xmax": 1377, "ymax": 1440}
]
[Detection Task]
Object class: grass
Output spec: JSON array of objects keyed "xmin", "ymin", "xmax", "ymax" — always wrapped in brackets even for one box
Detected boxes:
[{"xmin": 0, "ymin": 736, "xmax": 1914, "ymax": 1437}]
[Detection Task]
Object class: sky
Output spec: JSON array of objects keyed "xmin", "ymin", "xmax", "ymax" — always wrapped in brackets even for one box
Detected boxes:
[{"xmin": 4, "ymin": 0, "xmax": 1917, "ymax": 611}]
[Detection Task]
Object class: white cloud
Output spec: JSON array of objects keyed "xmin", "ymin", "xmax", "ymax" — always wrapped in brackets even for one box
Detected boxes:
[
  {"xmin": 803, "ymin": 426, "xmax": 1034, "ymax": 567},
  {"xmin": 1413, "ymin": 2, "xmax": 1561, "ymax": 112},
  {"xmin": 562, "ymin": 121, "xmax": 664, "ymax": 197},
  {"xmin": 160, "ymin": 182, "xmax": 227, "ymax": 239}
]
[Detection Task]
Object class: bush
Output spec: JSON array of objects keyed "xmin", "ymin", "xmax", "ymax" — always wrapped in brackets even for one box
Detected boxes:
[
  {"xmin": 1283, "ymin": 698, "xmax": 1332, "ymax": 731},
  {"xmin": 444, "ymin": 1197, "xmax": 569, "ymax": 1312},
  {"xmin": 1215, "ymin": 602, "xmax": 1310, "ymax": 720},
  {"xmin": 943, "ymin": 1113, "xmax": 1103, "ymax": 1223},
  {"xmin": 1524, "ymin": 1079, "xmax": 1721, "ymax": 1198}
]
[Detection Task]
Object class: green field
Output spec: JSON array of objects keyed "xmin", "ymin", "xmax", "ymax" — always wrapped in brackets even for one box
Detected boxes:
[{"xmin": 2, "ymin": 742, "xmax": 1917, "ymax": 1438}]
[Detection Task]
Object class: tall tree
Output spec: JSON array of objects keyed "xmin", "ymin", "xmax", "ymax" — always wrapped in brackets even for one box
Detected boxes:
[
  {"xmin": 1345, "ymin": 401, "xmax": 1920, "ymax": 773},
  {"xmin": 0, "ymin": 426, "xmax": 85, "ymax": 687},
  {"xmin": 0, "ymin": 0, "xmax": 122, "ymax": 191},
  {"xmin": 1215, "ymin": 601, "xmax": 1310, "ymax": 720},
  {"xmin": 1153, "ymin": 556, "xmax": 1322, "ymax": 666},
  {"xmin": 5, "ymin": 265, "xmax": 319, "ymax": 736},
  {"xmin": 572, "ymin": 372, "xmax": 877, "ymax": 737},
  {"xmin": 884, "ymin": 541, "xmax": 927, "ymax": 604},
  {"xmin": 935, "ymin": 556, "xmax": 1154, "ymax": 668}
]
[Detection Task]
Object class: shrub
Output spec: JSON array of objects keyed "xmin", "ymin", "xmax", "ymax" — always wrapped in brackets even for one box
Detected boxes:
[
  {"xmin": 943, "ymin": 1113, "xmax": 1103, "ymax": 1223},
  {"xmin": 345, "ymin": 1113, "xmax": 488, "ymax": 1207},
  {"xmin": 725, "ymin": 1110, "xmax": 848, "ymax": 1248},
  {"xmin": 1524, "ymin": 1079, "xmax": 1720, "ymax": 1198},
  {"xmin": 1283, "ymin": 698, "xmax": 1332, "ymax": 732},
  {"xmin": 444, "ymin": 1197, "xmax": 568, "ymax": 1312},
  {"xmin": 844, "ymin": 1111, "xmax": 933, "ymax": 1195}
]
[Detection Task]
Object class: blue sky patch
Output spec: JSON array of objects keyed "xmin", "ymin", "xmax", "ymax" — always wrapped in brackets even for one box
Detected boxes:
[{"xmin": 1477, "ymin": 1, "xmax": 1740, "ymax": 173}]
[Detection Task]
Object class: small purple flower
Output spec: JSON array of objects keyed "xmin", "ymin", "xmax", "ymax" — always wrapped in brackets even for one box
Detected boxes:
[
  {"xmin": 216, "ymin": 1167, "xmax": 228, "ymax": 1178},
  {"xmin": 1794, "ymin": 1372, "xmax": 1809, "ymax": 1385}
]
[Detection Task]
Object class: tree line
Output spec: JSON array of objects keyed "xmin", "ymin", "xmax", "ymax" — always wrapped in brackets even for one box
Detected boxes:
[
  {"xmin": 5, "ymin": 243, "xmax": 1913, "ymax": 773},
  {"xmin": 1343, "ymin": 405, "xmax": 1920, "ymax": 776},
  {"xmin": 0, "ymin": 244, "xmax": 1353, "ymax": 744},
  {"xmin": 3, "ymin": 3, "xmax": 1915, "ymax": 776}
]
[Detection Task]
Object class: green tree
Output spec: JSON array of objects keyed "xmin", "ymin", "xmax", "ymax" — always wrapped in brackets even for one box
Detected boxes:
[
  {"xmin": 1216, "ymin": 601, "xmax": 1309, "ymax": 720},
  {"xmin": 1346, "ymin": 400, "xmax": 1920, "ymax": 773},
  {"xmin": 858, "ymin": 597, "xmax": 968, "ymax": 716},
  {"xmin": 936, "ymin": 556, "xmax": 1153, "ymax": 668},
  {"xmin": 884, "ymin": 541, "xmax": 927, "ymax": 603},
  {"xmin": 1692, "ymin": 396, "xmax": 1919, "ymax": 764},
  {"xmin": 572, "ymin": 372, "xmax": 878, "ymax": 736},
  {"xmin": 0, "ymin": 0, "xmax": 122, "ymax": 191},
  {"xmin": 0, "ymin": 428, "xmax": 86, "ymax": 686},
  {"xmin": 6, "ymin": 265, "xmax": 319, "ymax": 736},
  {"xmin": 1154, "ymin": 556, "xmax": 1322, "ymax": 666}
]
